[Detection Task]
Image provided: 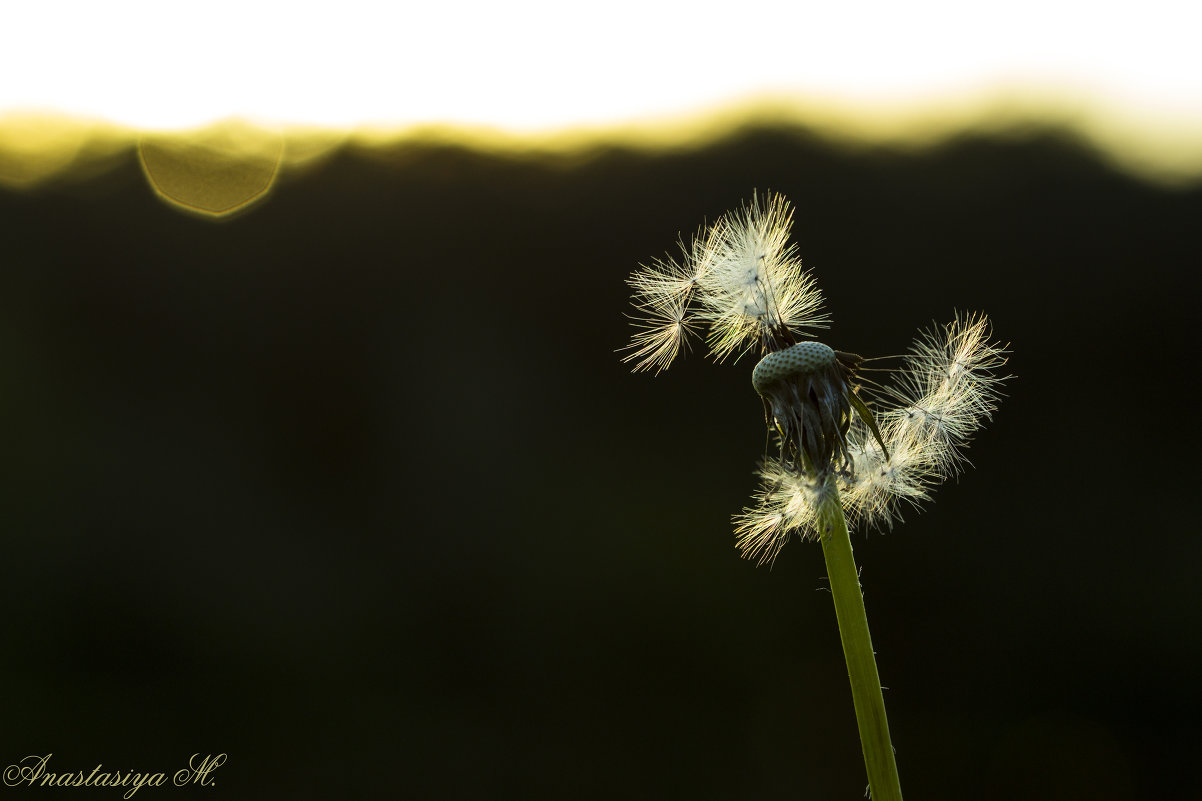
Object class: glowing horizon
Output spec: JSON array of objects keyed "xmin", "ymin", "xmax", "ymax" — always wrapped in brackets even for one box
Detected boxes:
[
  {"xmin": 3, "ymin": 0, "xmax": 1199, "ymax": 131},
  {"xmin": 4, "ymin": 0, "xmax": 1202, "ymax": 203}
]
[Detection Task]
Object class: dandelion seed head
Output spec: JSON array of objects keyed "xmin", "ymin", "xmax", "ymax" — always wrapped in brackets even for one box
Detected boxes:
[
  {"xmin": 751, "ymin": 341, "xmax": 836, "ymax": 394},
  {"xmin": 624, "ymin": 193, "xmax": 1009, "ymax": 564},
  {"xmin": 752, "ymin": 342, "xmax": 863, "ymax": 476},
  {"xmin": 737, "ymin": 314, "xmax": 1007, "ymax": 558}
]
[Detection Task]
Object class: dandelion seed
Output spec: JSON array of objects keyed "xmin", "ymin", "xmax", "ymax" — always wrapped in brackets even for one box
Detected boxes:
[
  {"xmin": 696, "ymin": 193, "xmax": 828, "ymax": 361},
  {"xmin": 621, "ymin": 192, "xmax": 828, "ymax": 373},
  {"xmin": 624, "ymin": 264, "xmax": 698, "ymax": 375}
]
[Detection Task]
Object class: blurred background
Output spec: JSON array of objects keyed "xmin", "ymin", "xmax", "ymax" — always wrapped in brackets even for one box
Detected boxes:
[
  {"xmin": 2, "ymin": 121, "xmax": 1199, "ymax": 800},
  {"xmin": 3, "ymin": 2, "xmax": 1201, "ymax": 799}
]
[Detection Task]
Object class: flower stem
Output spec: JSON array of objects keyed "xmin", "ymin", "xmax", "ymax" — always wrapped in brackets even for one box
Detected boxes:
[{"xmin": 818, "ymin": 479, "xmax": 904, "ymax": 801}]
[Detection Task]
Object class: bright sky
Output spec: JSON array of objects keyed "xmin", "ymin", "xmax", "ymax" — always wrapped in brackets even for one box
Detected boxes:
[{"xmin": 3, "ymin": 0, "xmax": 1200, "ymax": 130}]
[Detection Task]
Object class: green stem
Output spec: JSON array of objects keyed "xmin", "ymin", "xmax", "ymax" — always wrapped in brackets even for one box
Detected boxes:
[{"xmin": 818, "ymin": 479, "xmax": 904, "ymax": 801}]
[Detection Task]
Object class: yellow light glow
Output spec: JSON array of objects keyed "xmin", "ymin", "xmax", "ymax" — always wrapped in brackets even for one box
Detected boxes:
[
  {"xmin": 2, "ymin": 0, "xmax": 1201, "ymax": 189},
  {"xmin": 138, "ymin": 121, "xmax": 284, "ymax": 217},
  {"xmin": 4, "ymin": 1, "xmax": 1200, "ymax": 129}
]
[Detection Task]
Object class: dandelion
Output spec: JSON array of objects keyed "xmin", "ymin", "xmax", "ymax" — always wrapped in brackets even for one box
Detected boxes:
[{"xmin": 623, "ymin": 192, "xmax": 1009, "ymax": 801}]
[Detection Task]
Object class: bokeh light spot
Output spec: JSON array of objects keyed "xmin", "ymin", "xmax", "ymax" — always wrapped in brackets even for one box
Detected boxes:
[
  {"xmin": 0, "ymin": 114, "xmax": 115, "ymax": 189},
  {"xmin": 137, "ymin": 120, "xmax": 283, "ymax": 217}
]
